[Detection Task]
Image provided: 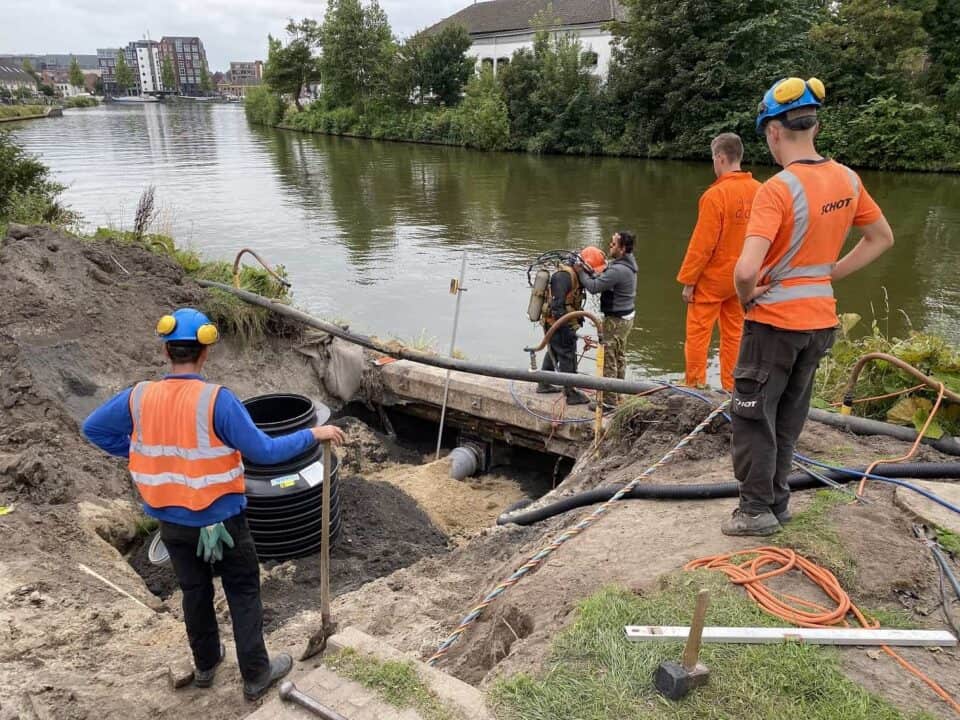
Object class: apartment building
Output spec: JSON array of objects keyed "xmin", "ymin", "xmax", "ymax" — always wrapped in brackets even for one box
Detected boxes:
[{"xmin": 160, "ymin": 36, "xmax": 209, "ymax": 96}]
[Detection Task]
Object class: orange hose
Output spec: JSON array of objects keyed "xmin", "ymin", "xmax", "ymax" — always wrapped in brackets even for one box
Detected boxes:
[
  {"xmin": 857, "ymin": 382, "xmax": 946, "ymax": 497},
  {"xmin": 687, "ymin": 548, "xmax": 960, "ymax": 715},
  {"xmin": 830, "ymin": 383, "xmax": 927, "ymax": 407}
]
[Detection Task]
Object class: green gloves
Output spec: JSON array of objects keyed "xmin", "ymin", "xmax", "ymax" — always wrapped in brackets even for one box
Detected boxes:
[{"xmin": 196, "ymin": 523, "xmax": 235, "ymax": 563}]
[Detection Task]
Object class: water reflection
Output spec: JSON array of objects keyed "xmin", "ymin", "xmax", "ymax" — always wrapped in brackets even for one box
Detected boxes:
[{"xmin": 11, "ymin": 104, "xmax": 960, "ymax": 378}]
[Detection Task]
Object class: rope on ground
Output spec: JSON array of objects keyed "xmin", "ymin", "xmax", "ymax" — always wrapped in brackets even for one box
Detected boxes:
[
  {"xmin": 687, "ymin": 547, "xmax": 960, "ymax": 716},
  {"xmin": 426, "ymin": 399, "xmax": 730, "ymax": 667},
  {"xmin": 857, "ymin": 382, "xmax": 946, "ymax": 498}
]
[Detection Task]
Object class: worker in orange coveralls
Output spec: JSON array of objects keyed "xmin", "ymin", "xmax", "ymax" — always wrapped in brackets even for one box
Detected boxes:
[{"xmin": 677, "ymin": 133, "xmax": 762, "ymax": 391}]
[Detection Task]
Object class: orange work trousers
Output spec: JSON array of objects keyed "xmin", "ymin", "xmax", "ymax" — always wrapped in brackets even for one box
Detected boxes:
[{"xmin": 684, "ymin": 295, "xmax": 744, "ymax": 391}]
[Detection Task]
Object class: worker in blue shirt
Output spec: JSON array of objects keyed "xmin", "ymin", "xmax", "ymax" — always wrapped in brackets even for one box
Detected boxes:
[{"xmin": 83, "ymin": 308, "xmax": 346, "ymax": 701}]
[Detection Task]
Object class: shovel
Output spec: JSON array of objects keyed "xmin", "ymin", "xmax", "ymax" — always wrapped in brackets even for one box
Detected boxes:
[{"xmin": 300, "ymin": 439, "xmax": 337, "ymax": 660}]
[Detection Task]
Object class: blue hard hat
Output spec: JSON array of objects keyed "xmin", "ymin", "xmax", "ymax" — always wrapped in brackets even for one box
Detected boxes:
[
  {"xmin": 156, "ymin": 308, "xmax": 219, "ymax": 345},
  {"xmin": 756, "ymin": 77, "xmax": 825, "ymax": 135}
]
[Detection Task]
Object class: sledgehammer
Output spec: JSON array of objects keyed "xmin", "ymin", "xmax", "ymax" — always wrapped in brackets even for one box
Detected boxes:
[
  {"xmin": 279, "ymin": 681, "xmax": 349, "ymax": 720},
  {"xmin": 653, "ymin": 589, "xmax": 711, "ymax": 700}
]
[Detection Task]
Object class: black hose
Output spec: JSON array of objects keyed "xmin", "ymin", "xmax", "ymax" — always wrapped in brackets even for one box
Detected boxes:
[
  {"xmin": 807, "ymin": 408, "xmax": 960, "ymax": 457},
  {"xmin": 497, "ymin": 462, "xmax": 960, "ymax": 526}
]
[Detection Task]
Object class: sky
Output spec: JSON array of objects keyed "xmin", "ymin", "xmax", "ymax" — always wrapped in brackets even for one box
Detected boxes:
[{"xmin": 1, "ymin": 0, "xmax": 468, "ymax": 70}]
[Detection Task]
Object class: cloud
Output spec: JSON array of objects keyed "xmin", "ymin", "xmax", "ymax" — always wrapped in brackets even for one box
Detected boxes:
[{"xmin": 1, "ymin": 0, "xmax": 468, "ymax": 69}]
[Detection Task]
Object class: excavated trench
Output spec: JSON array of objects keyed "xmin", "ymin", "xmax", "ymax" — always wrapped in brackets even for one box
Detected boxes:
[{"xmin": 123, "ymin": 404, "xmax": 573, "ymax": 633}]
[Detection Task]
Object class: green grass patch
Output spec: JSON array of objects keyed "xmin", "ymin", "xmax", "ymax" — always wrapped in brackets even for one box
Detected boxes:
[
  {"xmin": 326, "ymin": 648, "xmax": 458, "ymax": 720},
  {"xmin": 491, "ymin": 576, "xmax": 925, "ymax": 720},
  {"xmin": 134, "ymin": 516, "xmax": 159, "ymax": 538},
  {"xmin": 935, "ymin": 527, "xmax": 960, "ymax": 557},
  {"xmin": 773, "ymin": 490, "xmax": 857, "ymax": 585},
  {"xmin": 0, "ymin": 105, "xmax": 46, "ymax": 120},
  {"xmin": 89, "ymin": 227, "xmax": 290, "ymax": 344},
  {"xmin": 607, "ymin": 396, "xmax": 653, "ymax": 439}
]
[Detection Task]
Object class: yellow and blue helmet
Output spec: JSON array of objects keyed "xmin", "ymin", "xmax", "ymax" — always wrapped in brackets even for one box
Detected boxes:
[
  {"xmin": 156, "ymin": 308, "xmax": 219, "ymax": 345},
  {"xmin": 756, "ymin": 77, "xmax": 825, "ymax": 135}
]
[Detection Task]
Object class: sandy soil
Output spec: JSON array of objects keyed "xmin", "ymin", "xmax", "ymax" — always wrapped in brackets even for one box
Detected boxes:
[{"xmin": 2, "ymin": 224, "xmax": 959, "ymax": 719}]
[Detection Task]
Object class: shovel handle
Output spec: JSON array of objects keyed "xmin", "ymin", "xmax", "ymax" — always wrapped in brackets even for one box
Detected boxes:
[
  {"xmin": 682, "ymin": 589, "xmax": 710, "ymax": 671},
  {"xmin": 320, "ymin": 439, "xmax": 332, "ymax": 621}
]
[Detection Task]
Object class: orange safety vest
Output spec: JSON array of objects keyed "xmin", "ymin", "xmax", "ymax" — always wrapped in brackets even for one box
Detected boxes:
[
  {"xmin": 745, "ymin": 159, "xmax": 882, "ymax": 331},
  {"xmin": 128, "ymin": 379, "xmax": 245, "ymax": 512}
]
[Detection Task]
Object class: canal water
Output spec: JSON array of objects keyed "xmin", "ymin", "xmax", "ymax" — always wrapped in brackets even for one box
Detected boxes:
[{"xmin": 11, "ymin": 103, "xmax": 960, "ymax": 382}]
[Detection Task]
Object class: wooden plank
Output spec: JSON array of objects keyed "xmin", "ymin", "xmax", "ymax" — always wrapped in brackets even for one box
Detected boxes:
[{"xmin": 624, "ymin": 626, "xmax": 957, "ymax": 647}]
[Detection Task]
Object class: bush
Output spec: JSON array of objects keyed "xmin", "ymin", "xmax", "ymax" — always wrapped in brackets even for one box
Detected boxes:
[
  {"xmin": 0, "ymin": 130, "xmax": 75, "ymax": 230},
  {"xmin": 244, "ymin": 85, "xmax": 285, "ymax": 126},
  {"xmin": 818, "ymin": 97, "xmax": 960, "ymax": 171},
  {"xmin": 449, "ymin": 71, "xmax": 509, "ymax": 151},
  {"xmin": 814, "ymin": 314, "xmax": 960, "ymax": 438},
  {"xmin": 0, "ymin": 105, "xmax": 46, "ymax": 120},
  {"xmin": 63, "ymin": 96, "xmax": 98, "ymax": 109}
]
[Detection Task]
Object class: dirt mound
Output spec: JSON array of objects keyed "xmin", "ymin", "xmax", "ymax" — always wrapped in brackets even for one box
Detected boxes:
[{"xmin": 368, "ymin": 457, "xmax": 528, "ymax": 541}]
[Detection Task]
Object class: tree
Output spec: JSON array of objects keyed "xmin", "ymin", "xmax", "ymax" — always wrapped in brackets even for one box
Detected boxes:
[
  {"xmin": 94, "ymin": 76, "xmax": 104, "ymax": 95},
  {"xmin": 200, "ymin": 63, "xmax": 212, "ymax": 94},
  {"xmin": 607, "ymin": 0, "xmax": 825, "ymax": 157},
  {"xmin": 421, "ymin": 24, "xmax": 473, "ymax": 106},
  {"xmin": 263, "ymin": 19, "xmax": 321, "ymax": 111},
  {"xmin": 114, "ymin": 51, "xmax": 135, "ymax": 94},
  {"xmin": 69, "ymin": 58, "xmax": 85, "ymax": 89},
  {"xmin": 161, "ymin": 56, "xmax": 176, "ymax": 92},
  {"xmin": 811, "ymin": 0, "xmax": 931, "ymax": 106},
  {"xmin": 320, "ymin": 0, "xmax": 395, "ymax": 108},
  {"xmin": 21, "ymin": 59, "xmax": 36, "ymax": 78},
  {"xmin": 923, "ymin": 0, "xmax": 960, "ymax": 95}
]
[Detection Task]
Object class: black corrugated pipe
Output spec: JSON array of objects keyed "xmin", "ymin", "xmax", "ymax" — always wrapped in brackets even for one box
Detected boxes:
[
  {"xmin": 807, "ymin": 409, "xmax": 960, "ymax": 456},
  {"xmin": 497, "ymin": 462, "xmax": 960, "ymax": 526}
]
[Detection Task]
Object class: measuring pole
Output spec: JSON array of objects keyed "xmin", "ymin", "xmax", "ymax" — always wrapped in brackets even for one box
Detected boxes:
[{"xmin": 436, "ymin": 253, "xmax": 467, "ymax": 460}]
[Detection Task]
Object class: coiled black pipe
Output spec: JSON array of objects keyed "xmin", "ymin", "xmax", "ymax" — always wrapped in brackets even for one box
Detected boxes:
[{"xmin": 497, "ymin": 462, "xmax": 960, "ymax": 526}]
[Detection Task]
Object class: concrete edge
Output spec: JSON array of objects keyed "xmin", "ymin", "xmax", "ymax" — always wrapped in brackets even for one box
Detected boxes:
[{"xmin": 328, "ymin": 627, "xmax": 494, "ymax": 720}]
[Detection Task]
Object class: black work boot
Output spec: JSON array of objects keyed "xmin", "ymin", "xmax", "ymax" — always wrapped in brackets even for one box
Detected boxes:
[
  {"xmin": 565, "ymin": 389, "xmax": 590, "ymax": 405},
  {"xmin": 536, "ymin": 383, "xmax": 562, "ymax": 394},
  {"xmin": 194, "ymin": 643, "xmax": 226, "ymax": 688},
  {"xmin": 243, "ymin": 653, "xmax": 293, "ymax": 702},
  {"xmin": 721, "ymin": 508, "xmax": 780, "ymax": 537},
  {"xmin": 773, "ymin": 506, "xmax": 792, "ymax": 524}
]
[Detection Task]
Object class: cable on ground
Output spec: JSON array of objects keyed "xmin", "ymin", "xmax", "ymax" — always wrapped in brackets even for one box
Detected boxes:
[{"xmin": 687, "ymin": 547, "xmax": 960, "ymax": 716}]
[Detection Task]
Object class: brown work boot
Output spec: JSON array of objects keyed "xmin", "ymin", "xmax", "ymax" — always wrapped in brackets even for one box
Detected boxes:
[
  {"xmin": 565, "ymin": 389, "xmax": 590, "ymax": 405},
  {"xmin": 721, "ymin": 508, "xmax": 780, "ymax": 537},
  {"xmin": 772, "ymin": 506, "xmax": 792, "ymax": 524}
]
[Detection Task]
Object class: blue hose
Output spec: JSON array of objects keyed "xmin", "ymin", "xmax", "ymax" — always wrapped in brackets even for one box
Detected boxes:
[{"xmin": 794, "ymin": 453, "xmax": 960, "ymax": 516}]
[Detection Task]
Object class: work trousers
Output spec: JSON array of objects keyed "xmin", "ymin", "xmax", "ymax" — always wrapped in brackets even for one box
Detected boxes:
[
  {"xmin": 160, "ymin": 512, "xmax": 270, "ymax": 683},
  {"xmin": 684, "ymin": 295, "xmax": 744, "ymax": 391},
  {"xmin": 542, "ymin": 323, "xmax": 579, "ymax": 375},
  {"xmin": 730, "ymin": 321, "xmax": 835, "ymax": 515},
  {"xmin": 602, "ymin": 315, "xmax": 634, "ymax": 380}
]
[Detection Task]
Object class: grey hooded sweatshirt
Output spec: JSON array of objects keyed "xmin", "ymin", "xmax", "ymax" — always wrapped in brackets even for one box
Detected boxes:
[{"xmin": 577, "ymin": 253, "xmax": 638, "ymax": 317}]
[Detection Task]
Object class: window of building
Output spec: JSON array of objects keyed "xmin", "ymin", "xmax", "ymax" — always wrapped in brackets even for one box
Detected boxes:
[
  {"xmin": 581, "ymin": 50, "xmax": 599, "ymax": 68},
  {"xmin": 497, "ymin": 57, "xmax": 510, "ymax": 69},
  {"xmin": 481, "ymin": 58, "xmax": 494, "ymax": 71}
]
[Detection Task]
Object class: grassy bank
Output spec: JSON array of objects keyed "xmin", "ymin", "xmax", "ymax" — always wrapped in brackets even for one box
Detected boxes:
[
  {"xmin": 490, "ymin": 574, "xmax": 925, "ymax": 720},
  {"xmin": 0, "ymin": 105, "xmax": 48, "ymax": 122},
  {"xmin": 89, "ymin": 227, "xmax": 291, "ymax": 342},
  {"xmin": 63, "ymin": 96, "xmax": 98, "ymax": 109}
]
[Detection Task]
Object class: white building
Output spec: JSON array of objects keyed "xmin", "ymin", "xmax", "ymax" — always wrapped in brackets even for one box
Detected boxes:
[
  {"xmin": 428, "ymin": 0, "xmax": 625, "ymax": 79},
  {"xmin": 0, "ymin": 64, "xmax": 36, "ymax": 95},
  {"xmin": 54, "ymin": 82, "xmax": 90, "ymax": 98},
  {"xmin": 133, "ymin": 41, "xmax": 164, "ymax": 93}
]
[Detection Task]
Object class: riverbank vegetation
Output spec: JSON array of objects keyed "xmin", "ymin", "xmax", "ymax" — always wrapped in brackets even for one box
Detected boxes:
[
  {"xmin": 246, "ymin": 0, "xmax": 960, "ymax": 171},
  {"xmin": 814, "ymin": 313, "xmax": 960, "ymax": 438},
  {"xmin": 62, "ymin": 96, "xmax": 98, "ymax": 109},
  {"xmin": 0, "ymin": 105, "xmax": 48, "ymax": 121}
]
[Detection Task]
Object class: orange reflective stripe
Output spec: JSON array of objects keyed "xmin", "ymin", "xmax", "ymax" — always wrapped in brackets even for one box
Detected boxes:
[{"xmin": 128, "ymin": 379, "xmax": 244, "ymax": 511}]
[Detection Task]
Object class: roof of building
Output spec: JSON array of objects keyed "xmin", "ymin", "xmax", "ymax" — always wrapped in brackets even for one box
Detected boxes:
[
  {"xmin": 0, "ymin": 65, "xmax": 35, "ymax": 83},
  {"xmin": 427, "ymin": 0, "xmax": 626, "ymax": 36}
]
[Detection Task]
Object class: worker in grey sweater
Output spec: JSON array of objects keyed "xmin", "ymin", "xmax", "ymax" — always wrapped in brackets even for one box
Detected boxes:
[{"xmin": 577, "ymin": 231, "xmax": 639, "ymax": 404}]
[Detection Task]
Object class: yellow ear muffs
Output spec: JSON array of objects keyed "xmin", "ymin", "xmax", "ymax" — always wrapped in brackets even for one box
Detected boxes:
[
  {"xmin": 773, "ymin": 77, "xmax": 806, "ymax": 104},
  {"xmin": 157, "ymin": 315, "xmax": 177, "ymax": 336},
  {"xmin": 807, "ymin": 77, "xmax": 826, "ymax": 101},
  {"xmin": 196, "ymin": 323, "xmax": 219, "ymax": 346}
]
